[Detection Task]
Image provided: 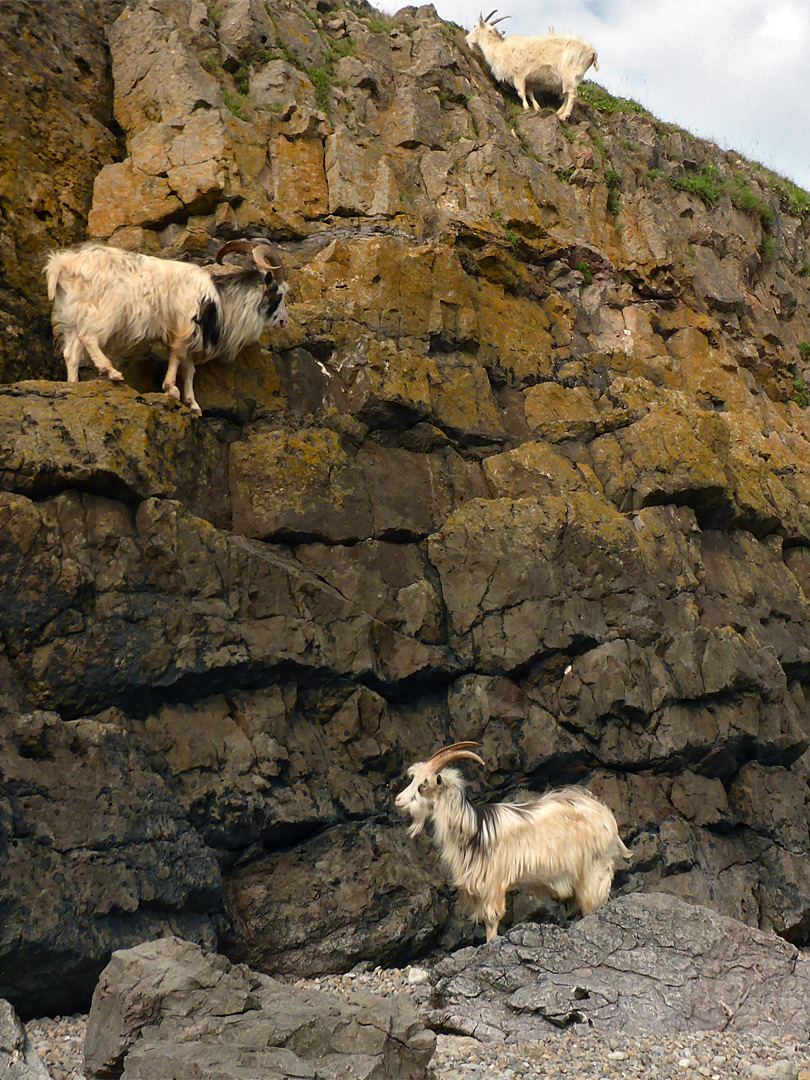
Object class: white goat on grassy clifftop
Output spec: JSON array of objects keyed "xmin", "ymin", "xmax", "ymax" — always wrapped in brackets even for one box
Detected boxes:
[
  {"xmin": 466, "ymin": 11, "xmax": 598, "ymax": 120},
  {"xmin": 395, "ymin": 742, "xmax": 630, "ymax": 942}
]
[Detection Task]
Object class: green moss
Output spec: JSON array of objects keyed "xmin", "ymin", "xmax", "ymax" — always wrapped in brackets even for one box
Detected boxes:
[
  {"xmin": 573, "ymin": 260, "xmax": 593, "ymax": 285},
  {"xmin": 201, "ymin": 54, "xmax": 222, "ymax": 75},
  {"xmin": 764, "ymin": 172, "xmax": 810, "ymax": 220},
  {"xmin": 310, "ymin": 66, "xmax": 331, "ymax": 111},
  {"xmin": 604, "ymin": 167, "xmax": 621, "ymax": 188},
  {"xmin": 234, "ymin": 60, "xmax": 251, "ymax": 96},
  {"xmin": 222, "ymin": 89, "xmax": 249, "ymax": 119},
  {"xmin": 578, "ymin": 82, "xmax": 646, "ymax": 115},
  {"xmin": 669, "ymin": 163, "xmax": 726, "ymax": 204},
  {"xmin": 729, "ymin": 175, "xmax": 775, "ymax": 234},
  {"xmin": 327, "ymin": 36, "xmax": 355, "ymax": 61},
  {"xmin": 604, "ymin": 165, "xmax": 621, "ymax": 216},
  {"xmin": 366, "ymin": 16, "xmax": 395, "ymax": 33},
  {"xmin": 646, "ymin": 168, "xmax": 665, "ymax": 181},
  {"xmin": 800, "ymin": 342, "xmax": 810, "ymax": 361},
  {"xmin": 729, "ymin": 176, "xmax": 762, "ymax": 214},
  {"xmin": 279, "ymin": 43, "xmax": 297, "ymax": 67},
  {"xmin": 793, "ymin": 375, "xmax": 810, "ymax": 408}
]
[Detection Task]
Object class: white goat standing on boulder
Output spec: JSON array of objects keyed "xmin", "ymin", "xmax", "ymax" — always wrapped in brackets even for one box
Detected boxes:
[
  {"xmin": 45, "ymin": 238, "xmax": 289, "ymax": 416},
  {"xmin": 466, "ymin": 10, "xmax": 598, "ymax": 120},
  {"xmin": 395, "ymin": 742, "xmax": 630, "ymax": 942}
]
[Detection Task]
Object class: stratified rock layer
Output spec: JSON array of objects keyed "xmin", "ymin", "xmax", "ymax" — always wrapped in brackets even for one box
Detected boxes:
[{"xmin": 1, "ymin": 0, "xmax": 809, "ymax": 1016}]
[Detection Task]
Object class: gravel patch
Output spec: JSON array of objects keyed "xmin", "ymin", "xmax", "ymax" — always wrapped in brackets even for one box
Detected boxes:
[
  {"xmin": 23, "ymin": 966, "xmax": 810, "ymax": 1080},
  {"xmin": 24, "ymin": 1014, "xmax": 86, "ymax": 1080}
]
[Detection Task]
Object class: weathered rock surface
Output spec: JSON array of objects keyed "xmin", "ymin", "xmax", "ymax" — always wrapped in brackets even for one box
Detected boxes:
[
  {"xmin": 0, "ymin": 999, "xmax": 51, "ymax": 1080},
  {"xmin": 0, "ymin": 711, "xmax": 221, "ymax": 1016},
  {"xmin": 0, "ymin": 0, "xmax": 125, "ymax": 383},
  {"xmin": 83, "ymin": 935, "xmax": 435, "ymax": 1079},
  {"xmin": 1, "ymin": 0, "xmax": 810, "ymax": 1019},
  {"xmin": 428, "ymin": 893, "xmax": 810, "ymax": 1042}
]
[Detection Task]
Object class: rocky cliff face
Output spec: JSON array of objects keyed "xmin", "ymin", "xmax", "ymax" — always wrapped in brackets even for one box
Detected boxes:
[{"xmin": 1, "ymin": 0, "xmax": 809, "ymax": 1016}]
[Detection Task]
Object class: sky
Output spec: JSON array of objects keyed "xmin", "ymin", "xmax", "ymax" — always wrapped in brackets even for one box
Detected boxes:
[{"xmin": 390, "ymin": 0, "xmax": 810, "ymax": 191}]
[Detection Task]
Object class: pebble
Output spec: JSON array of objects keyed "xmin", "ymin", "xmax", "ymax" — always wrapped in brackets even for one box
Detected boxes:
[
  {"xmin": 408, "ymin": 965, "xmax": 430, "ymax": 985},
  {"xmin": 23, "ymin": 966, "xmax": 810, "ymax": 1080}
]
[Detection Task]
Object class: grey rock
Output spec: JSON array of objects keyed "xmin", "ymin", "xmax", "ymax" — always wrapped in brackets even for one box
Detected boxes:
[
  {"xmin": 0, "ymin": 999, "xmax": 52, "ymax": 1080},
  {"xmin": 84, "ymin": 936, "xmax": 435, "ymax": 1080},
  {"xmin": 428, "ymin": 893, "xmax": 810, "ymax": 1042}
]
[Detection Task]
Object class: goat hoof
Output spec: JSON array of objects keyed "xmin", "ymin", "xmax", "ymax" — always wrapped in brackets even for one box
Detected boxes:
[
  {"xmin": 106, "ymin": 369, "xmax": 125, "ymax": 382},
  {"xmin": 163, "ymin": 385, "xmax": 181, "ymax": 401}
]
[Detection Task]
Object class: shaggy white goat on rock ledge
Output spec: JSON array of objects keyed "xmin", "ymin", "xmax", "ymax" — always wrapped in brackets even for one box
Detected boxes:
[
  {"xmin": 466, "ymin": 10, "xmax": 598, "ymax": 120},
  {"xmin": 45, "ymin": 238, "xmax": 289, "ymax": 416},
  {"xmin": 396, "ymin": 742, "xmax": 631, "ymax": 942}
]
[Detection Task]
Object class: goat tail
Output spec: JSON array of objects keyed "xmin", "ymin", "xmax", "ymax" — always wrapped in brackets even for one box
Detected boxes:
[
  {"xmin": 591, "ymin": 51, "xmax": 599, "ymax": 72},
  {"xmin": 45, "ymin": 251, "xmax": 67, "ymax": 302},
  {"xmin": 613, "ymin": 835, "xmax": 632, "ymax": 865}
]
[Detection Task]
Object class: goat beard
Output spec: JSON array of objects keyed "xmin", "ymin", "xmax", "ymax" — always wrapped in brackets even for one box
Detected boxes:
[{"xmin": 405, "ymin": 803, "xmax": 430, "ymax": 839}]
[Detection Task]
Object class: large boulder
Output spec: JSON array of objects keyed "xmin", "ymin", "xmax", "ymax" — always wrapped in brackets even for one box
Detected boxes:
[
  {"xmin": 428, "ymin": 893, "xmax": 810, "ymax": 1042},
  {"xmin": 83, "ymin": 936, "xmax": 435, "ymax": 1080}
]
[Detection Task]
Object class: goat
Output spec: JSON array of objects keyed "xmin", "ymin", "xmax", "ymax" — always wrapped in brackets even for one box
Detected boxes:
[
  {"xmin": 45, "ymin": 238, "xmax": 289, "ymax": 416},
  {"xmin": 395, "ymin": 742, "xmax": 630, "ymax": 942},
  {"xmin": 466, "ymin": 10, "xmax": 598, "ymax": 120}
]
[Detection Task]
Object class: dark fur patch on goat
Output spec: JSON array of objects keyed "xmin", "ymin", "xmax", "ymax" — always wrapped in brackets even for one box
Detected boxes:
[
  {"xmin": 470, "ymin": 803, "xmax": 500, "ymax": 854},
  {"xmin": 470, "ymin": 801, "xmax": 540, "ymax": 854},
  {"xmin": 197, "ymin": 298, "xmax": 221, "ymax": 349},
  {"xmin": 261, "ymin": 283, "xmax": 285, "ymax": 321}
]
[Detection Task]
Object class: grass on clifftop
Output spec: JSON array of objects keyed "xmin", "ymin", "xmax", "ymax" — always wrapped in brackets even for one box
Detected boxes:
[
  {"xmin": 578, "ymin": 83, "xmax": 808, "ymax": 224},
  {"xmin": 578, "ymin": 82, "xmax": 647, "ymax": 116}
]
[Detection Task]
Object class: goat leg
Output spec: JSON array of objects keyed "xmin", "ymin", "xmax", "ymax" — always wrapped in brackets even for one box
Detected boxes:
[{"xmin": 78, "ymin": 331, "xmax": 124, "ymax": 382}]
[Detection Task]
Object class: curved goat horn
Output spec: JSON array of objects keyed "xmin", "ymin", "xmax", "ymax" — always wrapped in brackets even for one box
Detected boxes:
[
  {"xmin": 425, "ymin": 741, "xmax": 486, "ymax": 773},
  {"xmin": 215, "ymin": 239, "xmax": 286, "ymax": 284},
  {"xmin": 215, "ymin": 239, "xmax": 256, "ymax": 262},
  {"xmin": 490, "ymin": 14, "xmax": 510, "ymax": 25},
  {"xmin": 483, "ymin": 9, "xmax": 498, "ymax": 22},
  {"xmin": 252, "ymin": 242, "xmax": 286, "ymax": 284}
]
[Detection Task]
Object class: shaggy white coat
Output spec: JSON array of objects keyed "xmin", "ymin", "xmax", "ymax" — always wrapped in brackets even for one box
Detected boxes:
[
  {"xmin": 45, "ymin": 243, "xmax": 289, "ymax": 415},
  {"xmin": 466, "ymin": 18, "xmax": 598, "ymax": 119},
  {"xmin": 396, "ymin": 764, "xmax": 630, "ymax": 941}
]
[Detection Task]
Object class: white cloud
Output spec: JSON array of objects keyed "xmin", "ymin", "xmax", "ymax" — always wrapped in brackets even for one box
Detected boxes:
[{"xmin": 403, "ymin": 0, "xmax": 809, "ymax": 189}]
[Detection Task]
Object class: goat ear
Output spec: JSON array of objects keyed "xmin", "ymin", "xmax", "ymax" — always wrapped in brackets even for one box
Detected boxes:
[
  {"xmin": 264, "ymin": 271, "xmax": 279, "ymax": 288},
  {"xmin": 436, "ymin": 774, "xmax": 443, "ymax": 785}
]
